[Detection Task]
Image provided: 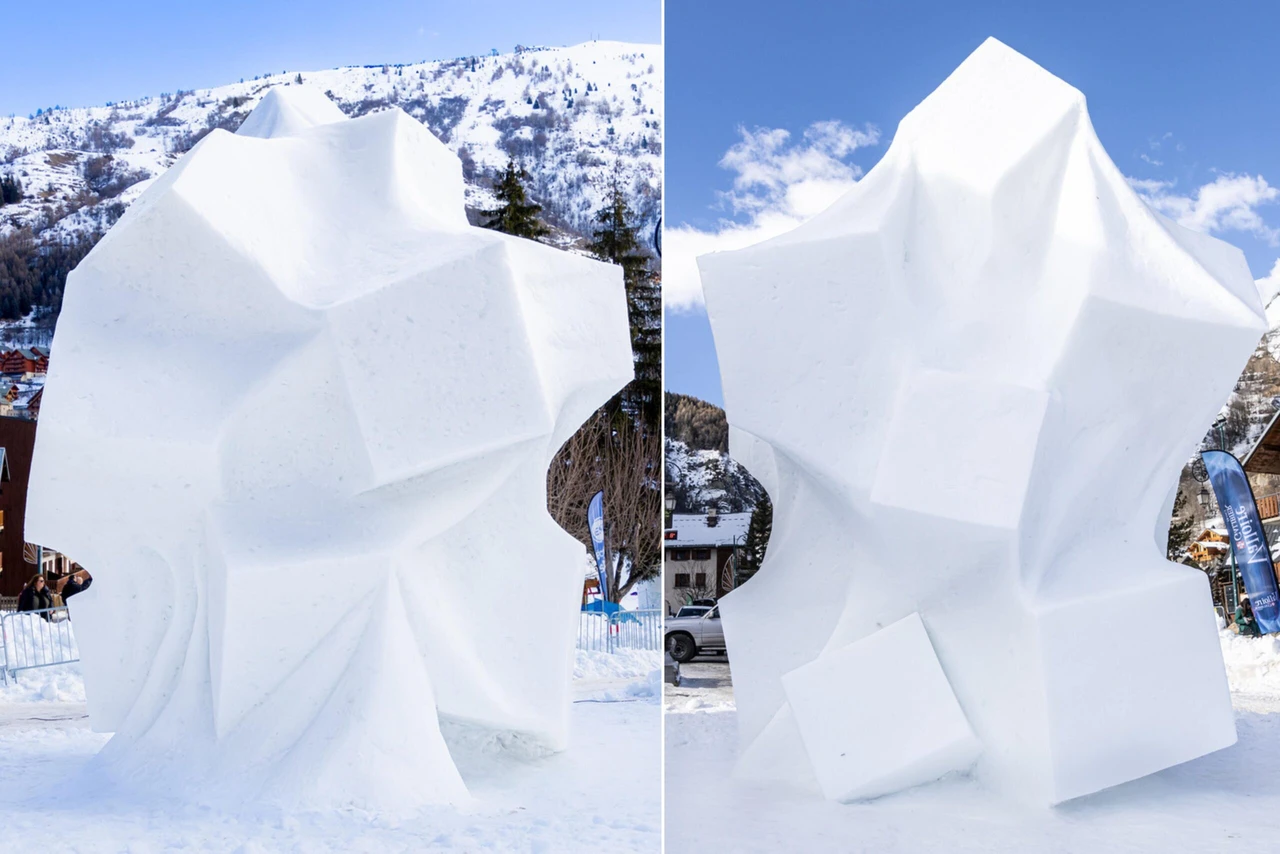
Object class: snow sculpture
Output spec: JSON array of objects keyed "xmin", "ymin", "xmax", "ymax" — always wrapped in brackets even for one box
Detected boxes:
[
  {"xmin": 25, "ymin": 86, "xmax": 633, "ymax": 813},
  {"xmin": 698, "ymin": 38, "xmax": 1258, "ymax": 806}
]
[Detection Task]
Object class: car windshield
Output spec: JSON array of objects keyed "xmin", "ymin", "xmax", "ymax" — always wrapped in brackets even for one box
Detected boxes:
[{"xmin": 676, "ymin": 607, "xmax": 709, "ymax": 618}]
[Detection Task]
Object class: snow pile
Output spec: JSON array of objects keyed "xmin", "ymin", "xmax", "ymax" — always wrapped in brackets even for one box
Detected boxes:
[
  {"xmin": 622, "ymin": 668, "xmax": 662, "ymax": 700},
  {"xmin": 1, "ymin": 612, "xmax": 78, "ymax": 671},
  {"xmin": 0, "ymin": 663, "xmax": 85, "ymax": 703},
  {"xmin": 24, "ymin": 87, "xmax": 633, "ymax": 815},
  {"xmin": 698, "ymin": 37, "xmax": 1260, "ymax": 806},
  {"xmin": 666, "ymin": 691, "xmax": 735, "ymax": 714},
  {"xmin": 586, "ymin": 668, "xmax": 661, "ymax": 703},
  {"xmin": 574, "ymin": 647, "xmax": 661, "ymax": 681},
  {"xmin": 1219, "ymin": 629, "xmax": 1280, "ymax": 696}
]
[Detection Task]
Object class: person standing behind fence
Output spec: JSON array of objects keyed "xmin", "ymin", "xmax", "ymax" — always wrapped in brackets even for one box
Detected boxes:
[
  {"xmin": 17, "ymin": 574, "xmax": 54, "ymax": 620},
  {"xmin": 57, "ymin": 570, "xmax": 93, "ymax": 601}
]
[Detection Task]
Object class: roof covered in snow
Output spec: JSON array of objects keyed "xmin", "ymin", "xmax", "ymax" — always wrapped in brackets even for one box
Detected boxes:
[{"xmin": 665, "ymin": 512, "xmax": 751, "ymax": 548}]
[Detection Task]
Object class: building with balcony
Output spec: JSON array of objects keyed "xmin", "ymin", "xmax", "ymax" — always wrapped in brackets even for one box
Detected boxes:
[{"xmin": 663, "ymin": 510, "xmax": 750, "ymax": 615}]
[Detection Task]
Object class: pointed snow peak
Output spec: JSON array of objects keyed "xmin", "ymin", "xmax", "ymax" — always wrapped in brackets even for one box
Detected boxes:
[
  {"xmin": 896, "ymin": 37, "xmax": 1086, "ymax": 191},
  {"xmin": 237, "ymin": 85, "xmax": 348, "ymax": 139},
  {"xmin": 944, "ymin": 36, "xmax": 1082, "ymax": 106}
]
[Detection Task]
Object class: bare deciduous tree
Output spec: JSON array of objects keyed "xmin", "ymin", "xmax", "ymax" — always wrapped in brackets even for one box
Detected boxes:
[{"xmin": 547, "ymin": 411, "xmax": 660, "ymax": 602}]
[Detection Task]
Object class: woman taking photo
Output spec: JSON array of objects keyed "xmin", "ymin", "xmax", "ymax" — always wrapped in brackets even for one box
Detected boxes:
[{"xmin": 17, "ymin": 574, "xmax": 55, "ymax": 619}]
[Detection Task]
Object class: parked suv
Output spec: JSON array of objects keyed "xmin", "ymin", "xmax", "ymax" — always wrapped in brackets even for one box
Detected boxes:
[{"xmin": 665, "ymin": 604, "xmax": 726, "ymax": 662}]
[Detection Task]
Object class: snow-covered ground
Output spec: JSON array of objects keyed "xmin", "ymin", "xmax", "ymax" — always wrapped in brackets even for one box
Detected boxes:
[
  {"xmin": 0, "ymin": 648, "xmax": 660, "ymax": 852},
  {"xmin": 665, "ymin": 631, "xmax": 1280, "ymax": 853}
]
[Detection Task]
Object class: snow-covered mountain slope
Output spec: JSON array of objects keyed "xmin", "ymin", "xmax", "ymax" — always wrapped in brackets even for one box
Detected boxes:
[
  {"xmin": 665, "ymin": 437, "xmax": 765, "ymax": 515},
  {"xmin": 664, "ymin": 392, "xmax": 766, "ymax": 514},
  {"xmin": 0, "ymin": 41, "xmax": 661, "ymax": 244}
]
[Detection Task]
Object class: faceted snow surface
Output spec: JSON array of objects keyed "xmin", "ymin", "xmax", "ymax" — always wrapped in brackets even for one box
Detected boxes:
[
  {"xmin": 24, "ymin": 87, "xmax": 633, "ymax": 813},
  {"xmin": 782, "ymin": 613, "xmax": 980, "ymax": 802},
  {"xmin": 699, "ymin": 38, "xmax": 1256, "ymax": 806}
]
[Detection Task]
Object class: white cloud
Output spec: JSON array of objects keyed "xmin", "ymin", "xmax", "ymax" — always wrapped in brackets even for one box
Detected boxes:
[
  {"xmin": 1132, "ymin": 173, "xmax": 1280, "ymax": 245},
  {"xmin": 667, "ymin": 129, "xmax": 1280, "ymax": 312},
  {"xmin": 666, "ymin": 121, "xmax": 879, "ymax": 312}
]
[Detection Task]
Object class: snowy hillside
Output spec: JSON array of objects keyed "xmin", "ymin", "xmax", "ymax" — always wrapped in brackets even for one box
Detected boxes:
[
  {"xmin": 664, "ymin": 392, "xmax": 766, "ymax": 514},
  {"xmin": 665, "ymin": 438, "xmax": 765, "ymax": 514},
  {"xmin": 0, "ymin": 41, "xmax": 661, "ymax": 244}
]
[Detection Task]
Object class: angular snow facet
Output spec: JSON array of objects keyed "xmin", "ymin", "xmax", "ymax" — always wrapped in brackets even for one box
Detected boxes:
[
  {"xmin": 24, "ymin": 87, "xmax": 634, "ymax": 813},
  {"xmin": 782, "ymin": 613, "xmax": 979, "ymax": 802},
  {"xmin": 699, "ymin": 38, "xmax": 1250, "ymax": 805}
]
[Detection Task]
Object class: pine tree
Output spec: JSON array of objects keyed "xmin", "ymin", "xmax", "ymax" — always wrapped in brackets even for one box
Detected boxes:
[
  {"xmin": 0, "ymin": 175, "xmax": 22, "ymax": 206},
  {"xmin": 481, "ymin": 159, "xmax": 550, "ymax": 240},
  {"xmin": 1167, "ymin": 485, "xmax": 1196, "ymax": 561},
  {"xmin": 587, "ymin": 169, "xmax": 660, "ymax": 428},
  {"xmin": 738, "ymin": 493, "xmax": 773, "ymax": 585}
]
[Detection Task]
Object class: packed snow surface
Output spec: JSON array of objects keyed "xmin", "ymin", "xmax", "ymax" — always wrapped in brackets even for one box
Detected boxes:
[
  {"xmin": 22, "ymin": 87, "xmax": 634, "ymax": 814},
  {"xmin": 667, "ymin": 631, "xmax": 1280, "ymax": 852},
  {"xmin": 698, "ymin": 37, "xmax": 1265, "ymax": 807},
  {"xmin": 0, "ymin": 656, "xmax": 659, "ymax": 851}
]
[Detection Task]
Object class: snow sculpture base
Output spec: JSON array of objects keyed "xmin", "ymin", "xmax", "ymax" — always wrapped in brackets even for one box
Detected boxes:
[
  {"xmin": 699, "ymin": 38, "xmax": 1254, "ymax": 806},
  {"xmin": 783, "ymin": 613, "xmax": 979, "ymax": 802},
  {"xmin": 25, "ymin": 86, "xmax": 633, "ymax": 813}
]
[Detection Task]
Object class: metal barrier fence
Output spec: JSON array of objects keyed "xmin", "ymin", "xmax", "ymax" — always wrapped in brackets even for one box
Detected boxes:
[
  {"xmin": 577, "ymin": 609, "xmax": 661, "ymax": 653},
  {"xmin": 0, "ymin": 606, "xmax": 79, "ymax": 684}
]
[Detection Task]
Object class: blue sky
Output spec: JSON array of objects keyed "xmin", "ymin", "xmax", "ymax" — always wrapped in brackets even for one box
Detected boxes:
[
  {"xmin": 665, "ymin": 0, "xmax": 1280, "ymax": 407},
  {"xmin": 0, "ymin": 0, "xmax": 659, "ymax": 117}
]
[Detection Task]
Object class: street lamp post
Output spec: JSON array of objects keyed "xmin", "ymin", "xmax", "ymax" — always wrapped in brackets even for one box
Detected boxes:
[
  {"xmin": 664, "ymin": 493, "xmax": 675, "ymax": 527},
  {"xmin": 730, "ymin": 533, "xmax": 746, "ymax": 589}
]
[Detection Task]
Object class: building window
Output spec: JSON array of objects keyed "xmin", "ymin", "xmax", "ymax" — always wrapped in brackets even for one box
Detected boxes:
[
  {"xmin": 670, "ymin": 550, "xmax": 690, "ymax": 561},
  {"xmin": 674, "ymin": 573, "xmax": 691, "ymax": 588},
  {"xmin": 693, "ymin": 548, "xmax": 711, "ymax": 561},
  {"xmin": 694, "ymin": 572, "xmax": 707, "ymax": 588}
]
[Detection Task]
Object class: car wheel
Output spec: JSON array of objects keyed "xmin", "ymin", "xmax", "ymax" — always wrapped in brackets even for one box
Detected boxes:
[{"xmin": 666, "ymin": 632, "xmax": 696, "ymax": 663}]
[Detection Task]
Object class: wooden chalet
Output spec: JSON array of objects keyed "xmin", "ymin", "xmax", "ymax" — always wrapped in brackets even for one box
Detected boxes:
[
  {"xmin": 1244, "ymin": 409, "xmax": 1280, "ymax": 478},
  {"xmin": 1241, "ymin": 411, "xmax": 1280, "ymax": 528},
  {"xmin": 0, "ymin": 417, "xmax": 36, "ymax": 596},
  {"xmin": 0, "ymin": 347, "xmax": 49, "ymax": 375},
  {"xmin": 1187, "ymin": 528, "xmax": 1229, "ymax": 565},
  {"xmin": 23, "ymin": 387, "xmax": 42, "ymax": 419}
]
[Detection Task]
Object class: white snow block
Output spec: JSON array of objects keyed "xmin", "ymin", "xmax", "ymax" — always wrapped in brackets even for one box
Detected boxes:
[
  {"xmin": 1036, "ymin": 569, "xmax": 1237, "ymax": 803},
  {"xmin": 733, "ymin": 702, "xmax": 822, "ymax": 796},
  {"xmin": 700, "ymin": 37, "xmax": 1257, "ymax": 806},
  {"xmin": 782, "ymin": 614, "xmax": 979, "ymax": 801},
  {"xmin": 24, "ymin": 86, "xmax": 633, "ymax": 814},
  {"xmin": 871, "ymin": 370, "xmax": 1048, "ymax": 529}
]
